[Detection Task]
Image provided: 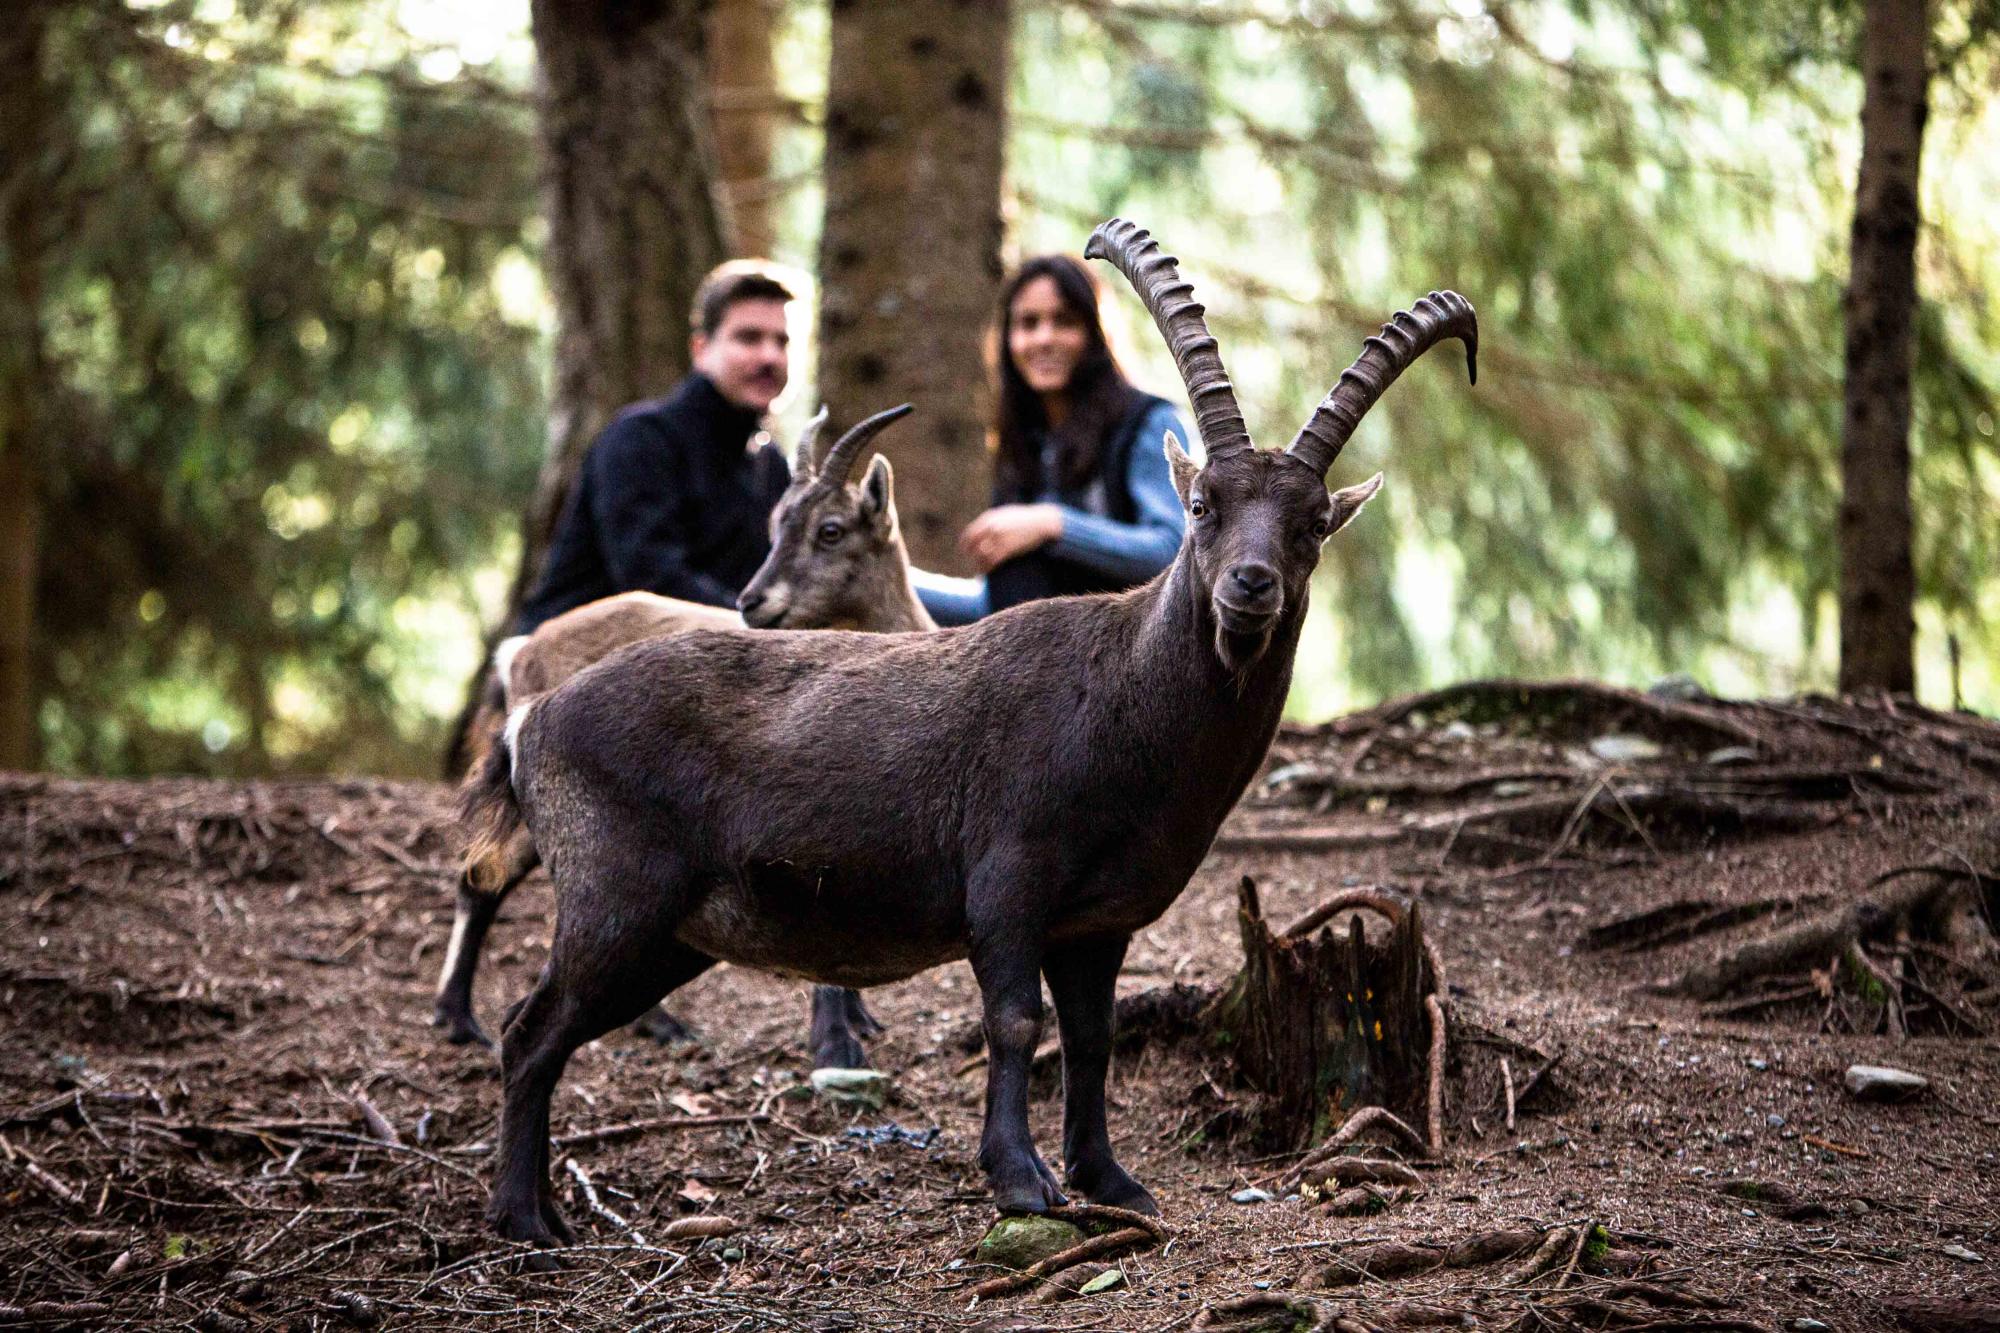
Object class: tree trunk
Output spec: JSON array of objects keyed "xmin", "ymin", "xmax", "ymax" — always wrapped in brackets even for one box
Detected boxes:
[
  {"xmin": 1838, "ymin": 0, "xmax": 1927, "ymax": 696},
  {"xmin": 447, "ymin": 0, "xmax": 728, "ymax": 774},
  {"xmin": 1217, "ymin": 879, "xmax": 1444, "ymax": 1151},
  {"xmin": 0, "ymin": 2, "xmax": 50, "ymax": 771},
  {"xmin": 817, "ymin": 0, "xmax": 1007, "ymax": 574},
  {"xmin": 707, "ymin": 0, "xmax": 778, "ymax": 259}
]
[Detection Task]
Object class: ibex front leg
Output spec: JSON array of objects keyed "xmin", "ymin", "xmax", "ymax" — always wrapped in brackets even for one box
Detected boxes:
[
  {"xmin": 968, "ymin": 877, "xmax": 1064, "ymax": 1213},
  {"xmin": 1045, "ymin": 934, "xmax": 1158, "ymax": 1214}
]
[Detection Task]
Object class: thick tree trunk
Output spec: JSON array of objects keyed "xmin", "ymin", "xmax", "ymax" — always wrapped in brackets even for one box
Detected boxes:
[
  {"xmin": 0, "ymin": 3, "xmax": 50, "ymax": 771},
  {"xmin": 1838, "ymin": 0, "xmax": 1928, "ymax": 696},
  {"xmin": 707, "ymin": 0, "xmax": 778, "ymax": 259},
  {"xmin": 447, "ymin": 0, "xmax": 728, "ymax": 774},
  {"xmin": 817, "ymin": 0, "xmax": 1007, "ymax": 574}
]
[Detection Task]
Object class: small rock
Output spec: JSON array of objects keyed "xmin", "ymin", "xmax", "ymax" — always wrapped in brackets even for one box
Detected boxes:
[
  {"xmin": 1705, "ymin": 745, "xmax": 1760, "ymax": 766},
  {"xmin": 976, "ymin": 1216, "xmax": 1085, "ymax": 1271},
  {"xmin": 1252, "ymin": 1280, "xmax": 1272, "ymax": 1290},
  {"xmin": 1231, "ymin": 1188, "xmax": 1274, "ymax": 1205},
  {"xmin": 1491, "ymin": 779, "xmax": 1541, "ymax": 797},
  {"xmin": 1440, "ymin": 720, "xmax": 1476, "ymax": 741},
  {"xmin": 1034, "ymin": 1263, "xmax": 1115, "ymax": 1304},
  {"xmin": 1790, "ymin": 1320, "xmax": 1833, "ymax": 1332},
  {"xmin": 1766, "ymin": 1113, "xmax": 1786, "ymax": 1129},
  {"xmin": 1942, "ymin": 1243, "xmax": 1984, "ymax": 1263},
  {"xmin": 1746, "ymin": 1058, "xmax": 1769, "ymax": 1071},
  {"xmin": 1077, "ymin": 1268, "xmax": 1126, "ymax": 1295},
  {"xmin": 810, "ymin": 1068, "xmax": 893, "ymax": 1110},
  {"xmin": 1589, "ymin": 733, "xmax": 1664, "ymax": 762},
  {"xmin": 1842, "ymin": 1064, "xmax": 1927, "ymax": 1102},
  {"xmin": 1263, "ymin": 761, "xmax": 1320, "ymax": 790},
  {"xmin": 1649, "ymin": 673, "xmax": 1706, "ymax": 701}
]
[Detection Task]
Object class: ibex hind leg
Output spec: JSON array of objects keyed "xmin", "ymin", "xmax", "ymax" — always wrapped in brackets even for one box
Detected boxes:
[
  {"xmin": 809, "ymin": 985, "xmax": 880, "ymax": 1070},
  {"xmin": 433, "ymin": 829, "xmax": 540, "ymax": 1048},
  {"xmin": 487, "ymin": 904, "xmax": 714, "ymax": 1249}
]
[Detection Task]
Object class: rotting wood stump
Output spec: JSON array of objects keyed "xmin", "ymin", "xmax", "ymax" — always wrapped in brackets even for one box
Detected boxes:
[{"xmin": 1215, "ymin": 877, "xmax": 1447, "ymax": 1154}]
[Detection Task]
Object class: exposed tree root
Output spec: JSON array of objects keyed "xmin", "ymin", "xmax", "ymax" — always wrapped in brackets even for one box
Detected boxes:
[{"xmin": 1669, "ymin": 862, "xmax": 1993, "ymax": 1003}]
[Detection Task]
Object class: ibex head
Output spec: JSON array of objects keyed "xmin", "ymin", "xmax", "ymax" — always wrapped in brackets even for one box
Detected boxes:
[
  {"xmin": 1085, "ymin": 218, "xmax": 1476, "ymax": 673},
  {"xmin": 739, "ymin": 403, "xmax": 916, "ymax": 630}
]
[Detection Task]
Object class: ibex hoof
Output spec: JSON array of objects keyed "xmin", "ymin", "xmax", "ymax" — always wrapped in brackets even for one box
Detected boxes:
[
  {"xmin": 432, "ymin": 1003, "xmax": 493, "ymax": 1049},
  {"xmin": 631, "ymin": 1005, "xmax": 697, "ymax": 1045}
]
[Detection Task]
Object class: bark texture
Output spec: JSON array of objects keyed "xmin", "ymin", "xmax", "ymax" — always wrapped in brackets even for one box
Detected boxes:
[
  {"xmin": 0, "ymin": 2, "xmax": 50, "ymax": 770},
  {"xmin": 1219, "ymin": 879, "xmax": 1440, "ymax": 1149},
  {"xmin": 707, "ymin": 0, "xmax": 779, "ymax": 259},
  {"xmin": 523, "ymin": 0, "xmax": 728, "ymax": 595},
  {"xmin": 1838, "ymin": 0, "xmax": 1928, "ymax": 696},
  {"xmin": 817, "ymin": 0, "xmax": 1007, "ymax": 573},
  {"xmin": 450, "ymin": 0, "xmax": 728, "ymax": 774}
]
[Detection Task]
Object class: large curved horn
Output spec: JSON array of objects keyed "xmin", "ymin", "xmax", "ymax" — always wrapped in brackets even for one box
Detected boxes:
[
  {"xmin": 790, "ymin": 405, "xmax": 830, "ymax": 478},
  {"xmin": 1287, "ymin": 291, "xmax": 1478, "ymax": 478},
  {"xmin": 818, "ymin": 403, "xmax": 915, "ymax": 485},
  {"xmin": 1084, "ymin": 218, "xmax": 1253, "ymax": 460}
]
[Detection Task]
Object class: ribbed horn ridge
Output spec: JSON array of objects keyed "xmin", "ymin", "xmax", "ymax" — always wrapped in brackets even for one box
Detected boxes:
[
  {"xmin": 1287, "ymin": 291, "xmax": 1478, "ymax": 478},
  {"xmin": 790, "ymin": 405, "xmax": 830, "ymax": 478},
  {"xmin": 1084, "ymin": 218, "xmax": 1253, "ymax": 459},
  {"xmin": 818, "ymin": 403, "xmax": 915, "ymax": 485}
]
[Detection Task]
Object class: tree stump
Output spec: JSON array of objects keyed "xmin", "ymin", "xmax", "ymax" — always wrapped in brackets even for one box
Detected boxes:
[{"xmin": 1216, "ymin": 877, "xmax": 1446, "ymax": 1152}]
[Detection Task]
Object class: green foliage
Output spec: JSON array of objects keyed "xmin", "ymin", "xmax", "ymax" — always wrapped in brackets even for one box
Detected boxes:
[
  {"xmin": 35, "ymin": 0, "xmax": 546, "ymax": 775},
  {"xmin": 1012, "ymin": 0, "xmax": 1999, "ymax": 715},
  {"xmin": 28, "ymin": 0, "xmax": 2000, "ymax": 778}
]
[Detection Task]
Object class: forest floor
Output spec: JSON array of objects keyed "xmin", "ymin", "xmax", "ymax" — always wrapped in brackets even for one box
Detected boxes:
[{"xmin": 3, "ymin": 682, "xmax": 1998, "ymax": 1332}]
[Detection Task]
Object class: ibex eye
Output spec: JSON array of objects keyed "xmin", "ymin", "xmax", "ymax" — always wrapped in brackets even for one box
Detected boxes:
[
  {"xmin": 1189, "ymin": 497, "xmax": 1208, "ymax": 519},
  {"xmin": 816, "ymin": 520, "xmax": 846, "ymax": 545},
  {"xmin": 1312, "ymin": 516, "xmax": 1332, "ymax": 538}
]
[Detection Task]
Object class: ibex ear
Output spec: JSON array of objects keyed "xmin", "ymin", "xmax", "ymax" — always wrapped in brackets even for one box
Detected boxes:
[
  {"xmin": 1324, "ymin": 472, "xmax": 1384, "ymax": 540},
  {"xmin": 859, "ymin": 453, "xmax": 896, "ymax": 532},
  {"xmin": 1164, "ymin": 430, "xmax": 1200, "ymax": 508}
]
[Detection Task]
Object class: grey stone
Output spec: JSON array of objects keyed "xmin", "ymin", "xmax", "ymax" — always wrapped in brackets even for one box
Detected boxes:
[
  {"xmin": 1231, "ymin": 1187, "xmax": 1275, "ymax": 1205},
  {"xmin": 1705, "ymin": 745, "xmax": 1760, "ymax": 766},
  {"xmin": 810, "ymin": 1068, "xmax": 892, "ymax": 1109},
  {"xmin": 1842, "ymin": 1064, "xmax": 1927, "ymax": 1102},
  {"xmin": 1942, "ymin": 1243, "xmax": 1984, "ymax": 1263},
  {"xmin": 1589, "ymin": 734, "xmax": 1664, "ymax": 762}
]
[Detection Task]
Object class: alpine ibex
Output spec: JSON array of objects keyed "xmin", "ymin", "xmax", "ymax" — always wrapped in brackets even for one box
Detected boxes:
[
  {"xmin": 462, "ymin": 218, "xmax": 1476, "ymax": 1247},
  {"xmin": 435, "ymin": 406, "xmax": 925, "ymax": 1065}
]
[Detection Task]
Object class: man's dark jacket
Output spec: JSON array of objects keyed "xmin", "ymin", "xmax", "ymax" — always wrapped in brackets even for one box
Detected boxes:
[{"xmin": 517, "ymin": 374, "xmax": 790, "ymax": 632}]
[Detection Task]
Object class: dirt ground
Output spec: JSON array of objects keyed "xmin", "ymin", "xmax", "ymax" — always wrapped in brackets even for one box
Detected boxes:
[{"xmin": 3, "ymin": 683, "xmax": 1997, "ymax": 1331}]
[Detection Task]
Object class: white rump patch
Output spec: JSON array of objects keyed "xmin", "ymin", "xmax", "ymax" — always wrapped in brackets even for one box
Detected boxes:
[
  {"xmin": 493, "ymin": 635, "xmax": 529, "ymax": 702},
  {"xmin": 503, "ymin": 702, "xmax": 534, "ymax": 782}
]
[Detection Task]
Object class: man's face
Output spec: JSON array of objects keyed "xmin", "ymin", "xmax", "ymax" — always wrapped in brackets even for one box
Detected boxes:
[{"xmin": 691, "ymin": 298, "xmax": 790, "ymax": 414}]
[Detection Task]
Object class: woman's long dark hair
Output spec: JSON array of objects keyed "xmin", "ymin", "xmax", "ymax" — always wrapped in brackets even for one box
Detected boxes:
[{"xmin": 993, "ymin": 255, "xmax": 1144, "ymax": 501}]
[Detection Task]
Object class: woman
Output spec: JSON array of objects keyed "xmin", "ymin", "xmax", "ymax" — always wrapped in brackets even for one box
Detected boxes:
[{"xmin": 915, "ymin": 255, "xmax": 1189, "ymax": 624}]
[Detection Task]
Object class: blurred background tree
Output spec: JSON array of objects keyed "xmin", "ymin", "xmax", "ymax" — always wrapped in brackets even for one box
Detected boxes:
[{"xmin": 6, "ymin": 0, "xmax": 1995, "ymax": 779}]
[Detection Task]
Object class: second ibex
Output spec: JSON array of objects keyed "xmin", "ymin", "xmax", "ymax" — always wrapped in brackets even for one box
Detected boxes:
[{"xmin": 461, "ymin": 218, "xmax": 1476, "ymax": 1247}]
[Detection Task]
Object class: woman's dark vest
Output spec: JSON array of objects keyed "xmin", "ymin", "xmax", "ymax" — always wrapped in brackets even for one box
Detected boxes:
[{"xmin": 987, "ymin": 392, "xmax": 1170, "ymax": 612}]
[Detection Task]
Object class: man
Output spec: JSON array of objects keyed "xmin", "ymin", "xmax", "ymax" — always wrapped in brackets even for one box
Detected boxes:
[{"xmin": 516, "ymin": 262, "xmax": 795, "ymax": 632}]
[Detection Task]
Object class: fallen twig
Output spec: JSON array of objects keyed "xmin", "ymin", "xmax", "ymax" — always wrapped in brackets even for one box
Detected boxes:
[{"xmin": 565, "ymin": 1158, "xmax": 646, "ymax": 1245}]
